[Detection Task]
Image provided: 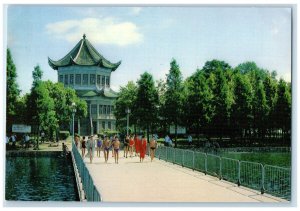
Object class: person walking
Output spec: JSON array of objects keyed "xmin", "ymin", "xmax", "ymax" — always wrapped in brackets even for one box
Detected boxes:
[
  {"xmin": 124, "ymin": 135, "xmax": 130, "ymax": 158},
  {"xmin": 149, "ymin": 136, "xmax": 157, "ymax": 162},
  {"xmin": 96, "ymin": 135, "xmax": 103, "ymax": 157},
  {"xmin": 139, "ymin": 135, "xmax": 147, "ymax": 162},
  {"xmin": 129, "ymin": 135, "xmax": 134, "ymax": 158},
  {"xmin": 81, "ymin": 136, "xmax": 86, "ymax": 158},
  {"xmin": 87, "ymin": 135, "xmax": 96, "ymax": 164},
  {"xmin": 113, "ymin": 136, "xmax": 120, "ymax": 164},
  {"xmin": 103, "ymin": 136, "xmax": 111, "ymax": 163},
  {"xmin": 188, "ymin": 135, "xmax": 192, "ymax": 147}
]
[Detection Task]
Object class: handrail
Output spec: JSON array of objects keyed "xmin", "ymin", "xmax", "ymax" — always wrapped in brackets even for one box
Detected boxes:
[
  {"xmin": 156, "ymin": 146, "xmax": 291, "ymax": 201},
  {"xmin": 71, "ymin": 140, "xmax": 102, "ymax": 202}
]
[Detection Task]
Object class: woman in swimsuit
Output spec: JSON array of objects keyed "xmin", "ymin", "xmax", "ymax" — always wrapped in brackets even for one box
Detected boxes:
[
  {"xmin": 149, "ymin": 136, "xmax": 157, "ymax": 162},
  {"xmin": 124, "ymin": 135, "xmax": 130, "ymax": 158},
  {"xmin": 129, "ymin": 135, "xmax": 134, "ymax": 158},
  {"xmin": 87, "ymin": 136, "xmax": 95, "ymax": 164},
  {"xmin": 113, "ymin": 137, "xmax": 120, "ymax": 164},
  {"xmin": 103, "ymin": 136, "xmax": 110, "ymax": 163},
  {"xmin": 81, "ymin": 136, "xmax": 86, "ymax": 158},
  {"xmin": 96, "ymin": 136, "xmax": 103, "ymax": 157}
]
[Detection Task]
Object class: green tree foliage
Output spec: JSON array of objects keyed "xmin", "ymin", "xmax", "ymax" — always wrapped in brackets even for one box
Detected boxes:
[
  {"xmin": 135, "ymin": 72, "xmax": 159, "ymax": 141},
  {"xmin": 6, "ymin": 49, "xmax": 20, "ymax": 133},
  {"xmin": 231, "ymin": 73, "xmax": 253, "ymax": 138},
  {"xmin": 274, "ymin": 79, "xmax": 291, "ymax": 142},
  {"xmin": 114, "ymin": 81, "xmax": 138, "ymax": 133},
  {"xmin": 163, "ymin": 59, "xmax": 184, "ymax": 147}
]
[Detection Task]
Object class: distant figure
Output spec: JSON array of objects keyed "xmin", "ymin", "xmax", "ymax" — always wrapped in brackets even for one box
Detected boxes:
[
  {"xmin": 139, "ymin": 136, "xmax": 147, "ymax": 162},
  {"xmin": 188, "ymin": 135, "xmax": 192, "ymax": 146},
  {"xmin": 129, "ymin": 135, "xmax": 134, "ymax": 158},
  {"xmin": 113, "ymin": 137, "xmax": 120, "ymax": 164},
  {"xmin": 62, "ymin": 143, "xmax": 69, "ymax": 157},
  {"xmin": 103, "ymin": 136, "xmax": 110, "ymax": 163},
  {"xmin": 11, "ymin": 134, "xmax": 16, "ymax": 149},
  {"xmin": 165, "ymin": 135, "xmax": 172, "ymax": 147},
  {"xmin": 41, "ymin": 131, "xmax": 45, "ymax": 143},
  {"xmin": 25, "ymin": 134, "xmax": 30, "ymax": 149},
  {"xmin": 124, "ymin": 135, "xmax": 130, "ymax": 158},
  {"xmin": 149, "ymin": 136, "xmax": 157, "ymax": 162},
  {"xmin": 96, "ymin": 136, "xmax": 103, "ymax": 157},
  {"xmin": 6, "ymin": 136, "xmax": 10, "ymax": 149},
  {"xmin": 134, "ymin": 134, "xmax": 140, "ymax": 157},
  {"xmin": 87, "ymin": 136, "xmax": 96, "ymax": 164},
  {"xmin": 81, "ymin": 136, "xmax": 86, "ymax": 158}
]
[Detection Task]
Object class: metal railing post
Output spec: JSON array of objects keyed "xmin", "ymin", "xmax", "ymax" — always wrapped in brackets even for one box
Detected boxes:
[
  {"xmin": 261, "ymin": 164, "xmax": 265, "ymax": 194},
  {"xmin": 192, "ymin": 151, "xmax": 195, "ymax": 171},
  {"xmin": 238, "ymin": 161, "xmax": 241, "ymax": 186},
  {"xmin": 205, "ymin": 154, "xmax": 207, "ymax": 175},
  {"xmin": 182, "ymin": 150, "xmax": 185, "ymax": 167},
  {"xmin": 219, "ymin": 156, "xmax": 222, "ymax": 180},
  {"xmin": 173, "ymin": 148, "xmax": 175, "ymax": 164}
]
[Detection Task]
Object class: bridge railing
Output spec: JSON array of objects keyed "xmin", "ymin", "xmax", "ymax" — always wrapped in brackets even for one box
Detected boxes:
[
  {"xmin": 72, "ymin": 140, "xmax": 102, "ymax": 201},
  {"xmin": 155, "ymin": 145, "xmax": 291, "ymax": 201}
]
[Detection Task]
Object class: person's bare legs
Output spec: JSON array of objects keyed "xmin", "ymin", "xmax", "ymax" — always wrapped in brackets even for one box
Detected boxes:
[
  {"xmin": 104, "ymin": 150, "xmax": 107, "ymax": 163},
  {"xmin": 112, "ymin": 148, "xmax": 114, "ymax": 157},
  {"xmin": 90, "ymin": 149, "xmax": 92, "ymax": 163},
  {"xmin": 116, "ymin": 151, "xmax": 119, "ymax": 164},
  {"xmin": 114, "ymin": 150, "xmax": 117, "ymax": 163}
]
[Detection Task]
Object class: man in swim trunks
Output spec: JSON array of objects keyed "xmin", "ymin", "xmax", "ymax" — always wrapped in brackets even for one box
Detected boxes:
[
  {"xmin": 113, "ymin": 136, "xmax": 120, "ymax": 164},
  {"xmin": 149, "ymin": 136, "xmax": 157, "ymax": 162},
  {"xmin": 103, "ymin": 136, "xmax": 111, "ymax": 163},
  {"xmin": 123, "ymin": 135, "xmax": 130, "ymax": 158}
]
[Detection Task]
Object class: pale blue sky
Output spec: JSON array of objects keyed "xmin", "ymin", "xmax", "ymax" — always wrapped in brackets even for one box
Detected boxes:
[{"xmin": 6, "ymin": 6, "xmax": 291, "ymax": 95}]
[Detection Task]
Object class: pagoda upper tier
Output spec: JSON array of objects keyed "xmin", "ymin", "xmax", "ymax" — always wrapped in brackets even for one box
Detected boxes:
[{"xmin": 48, "ymin": 34, "xmax": 121, "ymax": 71}]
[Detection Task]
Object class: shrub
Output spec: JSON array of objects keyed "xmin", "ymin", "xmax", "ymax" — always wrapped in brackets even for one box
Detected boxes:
[{"xmin": 59, "ymin": 131, "xmax": 70, "ymax": 140}]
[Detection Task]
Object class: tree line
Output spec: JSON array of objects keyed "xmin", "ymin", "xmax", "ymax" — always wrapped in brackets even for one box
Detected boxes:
[
  {"xmin": 6, "ymin": 49, "xmax": 87, "ymax": 148},
  {"xmin": 114, "ymin": 59, "xmax": 291, "ymax": 147}
]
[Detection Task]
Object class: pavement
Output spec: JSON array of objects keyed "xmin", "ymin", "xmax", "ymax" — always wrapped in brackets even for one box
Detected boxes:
[{"xmin": 81, "ymin": 149, "xmax": 288, "ymax": 203}]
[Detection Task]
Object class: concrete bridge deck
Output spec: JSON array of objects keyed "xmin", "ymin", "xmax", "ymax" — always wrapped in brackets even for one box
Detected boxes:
[{"xmin": 82, "ymin": 150, "xmax": 287, "ymax": 203}]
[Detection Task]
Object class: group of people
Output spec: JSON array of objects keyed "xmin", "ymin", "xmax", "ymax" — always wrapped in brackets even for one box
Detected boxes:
[{"xmin": 75, "ymin": 134, "xmax": 158, "ymax": 164}]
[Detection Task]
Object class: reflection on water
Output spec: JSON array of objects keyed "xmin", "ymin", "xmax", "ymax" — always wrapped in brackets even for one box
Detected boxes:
[{"xmin": 6, "ymin": 153, "xmax": 79, "ymax": 201}]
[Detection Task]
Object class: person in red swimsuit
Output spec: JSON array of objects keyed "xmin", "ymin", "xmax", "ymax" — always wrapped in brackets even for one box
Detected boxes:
[
  {"xmin": 139, "ymin": 135, "xmax": 147, "ymax": 162},
  {"xmin": 134, "ymin": 134, "xmax": 140, "ymax": 157}
]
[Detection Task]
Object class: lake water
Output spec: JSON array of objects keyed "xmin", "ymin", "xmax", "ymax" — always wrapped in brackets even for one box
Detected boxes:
[{"xmin": 5, "ymin": 152, "xmax": 79, "ymax": 201}]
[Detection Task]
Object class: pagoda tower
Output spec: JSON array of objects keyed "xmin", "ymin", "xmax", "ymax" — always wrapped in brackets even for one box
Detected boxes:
[{"xmin": 48, "ymin": 34, "xmax": 121, "ymax": 135}]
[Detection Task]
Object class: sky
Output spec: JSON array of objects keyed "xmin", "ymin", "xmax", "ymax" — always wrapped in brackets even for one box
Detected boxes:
[{"xmin": 6, "ymin": 5, "xmax": 292, "ymax": 95}]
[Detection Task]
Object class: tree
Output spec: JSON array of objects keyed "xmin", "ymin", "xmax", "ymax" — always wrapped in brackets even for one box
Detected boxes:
[
  {"xmin": 184, "ymin": 70, "xmax": 214, "ymax": 139},
  {"xmin": 6, "ymin": 49, "xmax": 20, "ymax": 133},
  {"xmin": 114, "ymin": 81, "xmax": 138, "ymax": 133},
  {"xmin": 135, "ymin": 72, "xmax": 159, "ymax": 142},
  {"xmin": 274, "ymin": 79, "xmax": 291, "ymax": 143},
  {"xmin": 32, "ymin": 64, "xmax": 43, "ymax": 86},
  {"xmin": 162, "ymin": 59, "xmax": 184, "ymax": 147},
  {"xmin": 231, "ymin": 73, "xmax": 253, "ymax": 140}
]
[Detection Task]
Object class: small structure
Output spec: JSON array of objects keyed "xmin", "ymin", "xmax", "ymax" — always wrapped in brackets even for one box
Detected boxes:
[{"xmin": 48, "ymin": 34, "xmax": 121, "ymax": 135}]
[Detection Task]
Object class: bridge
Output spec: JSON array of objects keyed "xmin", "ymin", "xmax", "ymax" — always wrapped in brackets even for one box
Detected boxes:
[{"xmin": 71, "ymin": 141, "xmax": 290, "ymax": 203}]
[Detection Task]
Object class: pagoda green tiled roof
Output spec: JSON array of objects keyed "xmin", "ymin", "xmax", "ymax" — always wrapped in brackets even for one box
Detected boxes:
[
  {"xmin": 76, "ymin": 88, "xmax": 118, "ymax": 98},
  {"xmin": 48, "ymin": 34, "xmax": 121, "ymax": 71}
]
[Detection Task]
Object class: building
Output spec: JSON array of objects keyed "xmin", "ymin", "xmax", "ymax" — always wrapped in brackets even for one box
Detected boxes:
[{"xmin": 48, "ymin": 34, "xmax": 121, "ymax": 135}]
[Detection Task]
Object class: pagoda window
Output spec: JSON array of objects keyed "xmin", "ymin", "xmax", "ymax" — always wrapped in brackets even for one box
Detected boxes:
[
  {"xmin": 83, "ymin": 74, "xmax": 88, "ymax": 85},
  {"xmin": 64, "ymin": 75, "xmax": 69, "ymax": 85},
  {"xmin": 70, "ymin": 74, "xmax": 74, "ymax": 85},
  {"xmin": 102, "ymin": 76, "xmax": 105, "ymax": 87},
  {"xmin": 107, "ymin": 105, "xmax": 111, "ymax": 114},
  {"xmin": 102, "ymin": 121, "xmax": 106, "ymax": 129},
  {"xmin": 106, "ymin": 76, "xmax": 110, "ymax": 87},
  {"xmin": 108, "ymin": 121, "xmax": 111, "ymax": 130},
  {"xmin": 103, "ymin": 105, "xmax": 107, "ymax": 114},
  {"xmin": 91, "ymin": 104, "xmax": 97, "ymax": 114},
  {"xmin": 97, "ymin": 75, "xmax": 101, "ymax": 85},
  {"xmin": 111, "ymin": 105, "xmax": 114, "ymax": 114},
  {"xmin": 75, "ymin": 74, "xmax": 81, "ymax": 85},
  {"xmin": 59, "ymin": 75, "xmax": 63, "ymax": 83},
  {"xmin": 99, "ymin": 105, "xmax": 103, "ymax": 114},
  {"xmin": 90, "ymin": 74, "xmax": 96, "ymax": 85}
]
